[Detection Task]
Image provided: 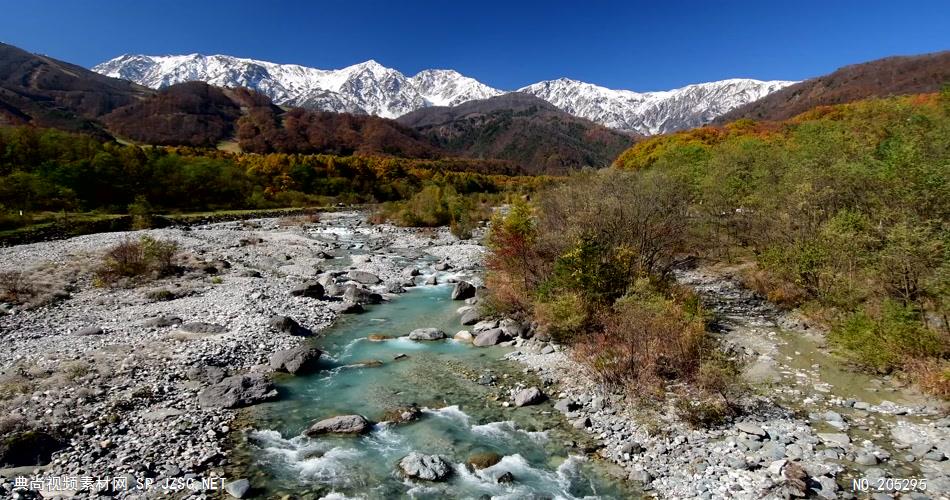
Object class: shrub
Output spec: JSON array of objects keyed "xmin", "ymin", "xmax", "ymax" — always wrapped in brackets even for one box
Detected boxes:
[
  {"xmin": 906, "ymin": 358, "xmax": 950, "ymax": 399},
  {"xmin": 573, "ymin": 284, "xmax": 708, "ymax": 393},
  {"xmin": 534, "ymin": 292, "xmax": 590, "ymax": 343},
  {"xmin": 127, "ymin": 195, "xmax": 154, "ymax": 230},
  {"xmin": 0, "ymin": 270, "xmax": 33, "ymax": 303},
  {"xmin": 829, "ymin": 301, "xmax": 946, "ymax": 373},
  {"xmin": 96, "ymin": 236, "xmax": 180, "ymax": 284},
  {"xmin": 675, "ymin": 396, "xmax": 736, "ymax": 429}
]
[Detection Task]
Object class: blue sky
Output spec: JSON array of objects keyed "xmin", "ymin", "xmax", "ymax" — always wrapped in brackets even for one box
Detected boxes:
[{"xmin": 1, "ymin": 0, "xmax": 948, "ymax": 91}]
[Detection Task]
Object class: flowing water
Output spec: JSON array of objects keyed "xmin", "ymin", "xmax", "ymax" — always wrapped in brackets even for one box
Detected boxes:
[{"xmin": 233, "ymin": 222, "xmax": 637, "ymax": 498}]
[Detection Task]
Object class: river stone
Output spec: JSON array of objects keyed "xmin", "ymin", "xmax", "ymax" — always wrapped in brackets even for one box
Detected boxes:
[
  {"xmin": 460, "ymin": 308, "xmax": 482, "ymax": 325},
  {"xmin": 270, "ymin": 346, "xmax": 323, "ymax": 374},
  {"xmin": 198, "ymin": 373, "xmax": 277, "ymax": 409},
  {"xmin": 737, "ymin": 422, "xmax": 768, "ymax": 440},
  {"xmin": 554, "ymin": 399, "xmax": 579, "ymax": 413},
  {"xmin": 434, "ymin": 262, "xmax": 452, "ymax": 271},
  {"xmin": 451, "ymin": 281, "xmax": 476, "ymax": 300},
  {"xmin": 513, "ymin": 387, "xmax": 546, "ymax": 407},
  {"xmin": 278, "ymin": 264, "xmax": 320, "ymax": 278},
  {"xmin": 817, "ymin": 432, "xmax": 851, "ymax": 447},
  {"xmin": 497, "ymin": 471, "xmax": 515, "ymax": 484},
  {"xmin": 306, "ymin": 415, "xmax": 372, "ymax": 436},
  {"xmin": 343, "ymin": 285, "xmax": 382, "ymax": 305},
  {"xmin": 424, "ymin": 275, "xmax": 438, "ymax": 285},
  {"xmin": 340, "ymin": 301, "xmax": 364, "ymax": 314},
  {"xmin": 224, "ymin": 479, "xmax": 250, "ymax": 498},
  {"xmin": 499, "ymin": 318, "xmax": 527, "ymax": 338},
  {"xmin": 398, "ymin": 452, "xmax": 452, "ymax": 481},
  {"xmin": 408, "ymin": 328, "xmax": 446, "ymax": 341},
  {"xmin": 75, "ymin": 326, "xmax": 104, "ymax": 336},
  {"xmin": 141, "ymin": 316, "xmax": 182, "ymax": 328},
  {"xmin": 855, "ymin": 452, "xmax": 879, "ymax": 465},
  {"xmin": 467, "ymin": 451, "xmax": 502, "ymax": 470},
  {"xmin": 268, "ymin": 315, "xmax": 312, "ymax": 336},
  {"xmin": 454, "ymin": 330, "xmax": 473, "ymax": 342},
  {"xmin": 346, "ymin": 270, "xmax": 381, "ymax": 285},
  {"xmin": 290, "ymin": 281, "xmax": 325, "ymax": 298},
  {"xmin": 473, "ymin": 328, "xmax": 509, "ymax": 347},
  {"xmin": 473, "ymin": 320, "xmax": 499, "ymax": 332}
]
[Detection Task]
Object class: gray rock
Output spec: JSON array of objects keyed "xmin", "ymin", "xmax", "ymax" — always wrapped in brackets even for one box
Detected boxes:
[
  {"xmin": 499, "ymin": 318, "xmax": 528, "ymax": 338},
  {"xmin": 817, "ymin": 432, "xmax": 851, "ymax": 447},
  {"xmin": 198, "ymin": 373, "xmax": 277, "ymax": 409},
  {"xmin": 268, "ymin": 315, "xmax": 312, "ymax": 336},
  {"xmin": 434, "ymin": 262, "xmax": 452, "ymax": 271},
  {"xmin": 853, "ymin": 401, "xmax": 871, "ymax": 410},
  {"xmin": 398, "ymin": 452, "xmax": 452, "ymax": 481},
  {"xmin": 424, "ymin": 275, "xmax": 438, "ymax": 285},
  {"xmin": 290, "ymin": 281, "xmax": 325, "ymax": 299},
  {"xmin": 460, "ymin": 308, "xmax": 483, "ymax": 325},
  {"xmin": 186, "ymin": 365, "xmax": 227, "ymax": 384},
  {"xmin": 855, "ymin": 452, "xmax": 879, "ymax": 465},
  {"xmin": 628, "ymin": 469, "xmax": 653, "ymax": 483},
  {"xmin": 453, "ymin": 330, "xmax": 473, "ymax": 342},
  {"xmin": 540, "ymin": 344, "xmax": 555, "ymax": 354},
  {"xmin": 76, "ymin": 326, "xmax": 104, "ymax": 336},
  {"xmin": 910, "ymin": 443, "xmax": 933, "ymax": 457},
  {"xmin": 737, "ymin": 422, "xmax": 768, "ymax": 439},
  {"xmin": 340, "ymin": 301, "xmax": 365, "ymax": 314},
  {"xmin": 513, "ymin": 387, "xmax": 545, "ymax": 407},
  {"xmin": 408, "ymin": 328, "xmax": 447, "ymax": 341},
  {"xmin": 346, "ymin": 270, "xmax": 381, "ymax": 285},
  {"xmin": 343, "ymin": 285, "xmax": 382, "ymax": 305},
  {"xmin": 305, "ymin": 415, "xmax": 372, "ymax": 436},
  {"xmin": 473, "ymin": 320, "xmax": 499, "ymax": 332},
  {"xmin": 451, "ymin": 281, "xmax": 476, "ymax": 300},
  {"xmin": 142, "ymin": 316, "xmax": 182, "ymax": 328},
  {"xmin": 269, "ymin": 346, "xmax": 323, "ymax": 374},
  {"xmin": 224, "ymin": 479, "xmax": 250, "ymax": 498},
  {"xmin": 383, "ymin": 281, "xmax": 406, "ymax": 294},
  {"xmin": 473, "ymin": 328, "xmax": 510, "ymax": 347},
  {"xmin": 554, "ymin": 399, "xmax": 579, "ymax": 414},
  {"xmin": 179, "ymin": 322, "xmax": 227, "ymax": 334}
]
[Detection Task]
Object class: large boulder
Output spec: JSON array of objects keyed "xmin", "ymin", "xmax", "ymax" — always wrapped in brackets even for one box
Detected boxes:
[
  {"xmin": 268, "ymin": 315, "xmax": 312, "ymax": 336},
  {"xmin": 343, "ymin": 285, "xmax": 382, "ymax": 305},
  {"xmin": 460, "ymin": 308, "xmax": 482, "ymax": 325},
  {"xmin": 269, "ymin": 346, "xmax": 323, "ymax": 374},
  {"xmin": 305, "ymin": 415, "xmax": 372, "ymax": 436},
  {"xmin": 340, "ymin": 301, "xmax": 365, "ymax": 314},
  {"xmin": 499, "ymin": 318, "xmax": 527, "ymax": 338},
  {"xmin": 346, "ymin": 270, "xmax": 381, "ymax": 285},
  {"xmin": 513, "ymin": 387, "xmax": 546, "ymax": 407},
  {"xmin": 473, "ymin": 328, "xmax": 510, "ymax": 347},
  {"xmin": 398, "ymin": 452, "xmax": 453, "ymax": 481},
  {"xmin": 408, "ymin": 328, "xmax": 447, "ymax": 341},
  {"xmin": 198, "ymin": 373, "xmax": 278, "ymax": 409},
  {"xmin": 451, "ymin": 281, "xmax": 476, "ymax": 300},
  {"xmin": 290, "ymin": 281, "xmax": 325, "ymax": 299}
]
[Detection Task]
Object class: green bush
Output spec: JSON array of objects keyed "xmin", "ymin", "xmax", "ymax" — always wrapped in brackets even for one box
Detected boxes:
[{"xmin": 830, "ymin": 301, "xmax": 946, "ymax": 373}]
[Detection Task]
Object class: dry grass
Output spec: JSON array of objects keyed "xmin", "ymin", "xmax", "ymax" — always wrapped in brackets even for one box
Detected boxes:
[
  {"xmin": 906, "ymin": 358, "xmax": 950, "ymax": 399},
  {"xmin": 95, "ymin": 235, "xmax": 180, "ymax": 285},
  {"xmin": 277, "ymin": 212, "xmax": 321, "ymax": 227},
  {"xmin": 741, "ymin": 267, "xmax": 808, "ymax": 310},
  {"xmin": 0, "ymin": 270, "xmax": 33, "ymax": 303}
]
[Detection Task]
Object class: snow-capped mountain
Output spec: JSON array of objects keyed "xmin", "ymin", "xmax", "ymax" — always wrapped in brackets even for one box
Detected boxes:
[
  {"xmin": 93, "ymin": 53, "xmax": 796, "ymax": 134},
  {"xmin": 93, "ymin": 54, "xmax": 502, "ymax": 118},
  {"xmin": 518, "ymin": 78, "xmax": 796, "ymax": 135}
]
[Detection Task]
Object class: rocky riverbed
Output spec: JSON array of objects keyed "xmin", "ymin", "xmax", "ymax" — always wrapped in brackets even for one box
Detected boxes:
[
  {"xmin": 2, "ymin": 212, "xmax": 947, "ymax": 499},
  {"xmin": 0, "ymin": 212, "xmax": 484, "ymax": 498}
]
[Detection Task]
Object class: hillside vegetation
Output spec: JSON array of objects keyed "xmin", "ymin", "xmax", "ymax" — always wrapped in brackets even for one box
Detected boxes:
[
  {"xmin": 0, "ymin": 126, "xmax": 543, "ymax": 234},
  {"xmin": 489, "ymin": 91, "xmax": 950, "ymax": 399}
]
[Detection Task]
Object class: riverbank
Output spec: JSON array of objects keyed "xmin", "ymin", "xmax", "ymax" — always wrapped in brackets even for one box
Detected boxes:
[
  {"xmin": 508, "ymin": 265, "xmax": 950, "ymax": 499},
  {"xmin": 0, "ymin": 211, "xmax": 484, "ymax": 498}
]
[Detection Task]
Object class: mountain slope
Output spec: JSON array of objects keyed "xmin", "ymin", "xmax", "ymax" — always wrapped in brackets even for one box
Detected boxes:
[
  {"xmin": 101, "ymin": 82, "xmax": 277, "ymax": 147},
  {"xmin": 398, "ymin": 93, "xmax": 635, "ymax": 174},
  {"xmin": 93, "ymin": 54, "xmax": 503, "ymax": 118},
  {"xmin": 715, "ymin": 51, "xmax": 950, "ymax": 123},
  {"xmin": 93, "ymin": 53, "xmax": 795, "ymax": 135},
  {"xmin": 0, "ymin": 42, "xmax": 149, "ymax": 134},
  {"xmin": 519, "ymin": 78, "xmax": 795, "ymax": 135}
]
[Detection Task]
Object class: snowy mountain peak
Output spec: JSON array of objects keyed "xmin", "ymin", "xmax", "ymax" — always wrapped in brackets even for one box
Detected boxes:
[{"xmin": 93, "ymin": 53, "xmax": 796, "ymax": 134}]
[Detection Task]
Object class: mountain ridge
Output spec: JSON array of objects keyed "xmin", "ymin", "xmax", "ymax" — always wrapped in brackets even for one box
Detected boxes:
[{"xmin": 94, "ymin": 53, "xmax": 795, "ymax": 135}]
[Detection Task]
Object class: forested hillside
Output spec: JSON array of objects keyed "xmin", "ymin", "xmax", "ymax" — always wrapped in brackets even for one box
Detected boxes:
[{"xmin": 488, "ymin": 91, "xmax": 950, "ymax": 400}]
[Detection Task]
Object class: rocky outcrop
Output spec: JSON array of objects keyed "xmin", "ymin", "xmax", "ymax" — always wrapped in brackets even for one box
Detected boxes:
[
  {"xmin": 473, "ymin": 328, "xmax": 510, "ymax": 347},
  {"xmin": 451, "ymin": 281, "xmax": 476, "ymax": 300}
]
